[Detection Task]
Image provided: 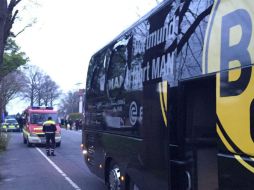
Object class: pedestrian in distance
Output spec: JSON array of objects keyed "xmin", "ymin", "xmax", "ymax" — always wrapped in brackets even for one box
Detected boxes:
[
  {"xmin": 79, "ymin": 119, "xmax": 82, "ymax": 130},
  {"xmin": 43, "ymin": 116, "xmax": 56, "ymax": 156},
  {"xmin": 69, "ymin": 119, "xmax": 73, "ymax": 130},
  {"xmin": 75, "ymin": 119, "xmax": 79, "ymax": 131}
]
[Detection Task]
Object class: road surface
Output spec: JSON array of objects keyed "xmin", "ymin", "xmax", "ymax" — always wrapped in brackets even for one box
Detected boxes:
[{"xmin": 0, "ymin": 129, "xmax": 107, "ymax": 190}]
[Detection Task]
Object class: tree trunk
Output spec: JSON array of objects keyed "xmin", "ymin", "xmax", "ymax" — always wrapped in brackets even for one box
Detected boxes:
[
  {"xmin": 38, "ymin": 97, "xmax": 41, "ymax": 106},
  {"xmin": 0, "ymin": 96, "xmax": 5, "ymax": 122},
  {"xmin": 30, "ymin": 92, "xmax": 33, "ymax": 106},
  {"xmin": 0, "ymin": 0, "xmax": 7, "ymax": 66}
]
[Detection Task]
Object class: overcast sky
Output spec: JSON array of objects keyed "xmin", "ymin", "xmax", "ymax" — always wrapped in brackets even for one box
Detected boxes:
[{"xmin": 7, "ymin": 0, "xmax": 162, "ymax": 114}]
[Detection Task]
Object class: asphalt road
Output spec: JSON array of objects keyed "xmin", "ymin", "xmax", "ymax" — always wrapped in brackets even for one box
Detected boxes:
[{"xmin": 0, "ymin": 129, "xmax": 107, "ymax": 190}]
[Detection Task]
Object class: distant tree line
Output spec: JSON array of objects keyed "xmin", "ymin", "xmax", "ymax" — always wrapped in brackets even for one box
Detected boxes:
[
  {"xmin": 21, "ymin": 65, "xmax": 61, "ymax": 107},
  {"xmin": 58, "ymin": 91, "xmax": 80, "ymax": 117}
]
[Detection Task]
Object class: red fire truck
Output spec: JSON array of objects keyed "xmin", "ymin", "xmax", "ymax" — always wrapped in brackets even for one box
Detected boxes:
[{"xmin": 22, "ymin": 106, "xmax": 61, "ymax": 147}]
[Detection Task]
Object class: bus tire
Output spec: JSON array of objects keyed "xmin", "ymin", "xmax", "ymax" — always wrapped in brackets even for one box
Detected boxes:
[
  {"xmin": 107, "ymin": 162, "xmax": 121, "ymax": 190},
  {"xmin": 129, "ymin": 179, "xmax": 139, "ymax": 190}
]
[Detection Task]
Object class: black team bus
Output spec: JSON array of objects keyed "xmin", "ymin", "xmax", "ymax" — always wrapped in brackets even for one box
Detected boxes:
[{"xmin": 81, "ymin": 0, "xmax": 254, "ymax": 189}]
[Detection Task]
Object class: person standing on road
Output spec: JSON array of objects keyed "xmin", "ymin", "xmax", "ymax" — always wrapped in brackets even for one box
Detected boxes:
[
  {"xmin": 75, "ymin": 119, "xmax": 79, "ymax": 131},
  {"xmin": 43, "ymin": 117, "xmax": 56, "ymax": 156}
]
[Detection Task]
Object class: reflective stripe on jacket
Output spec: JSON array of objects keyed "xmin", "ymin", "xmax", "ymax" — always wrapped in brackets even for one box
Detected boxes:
[{"xmin": 43, "ymin": 120, "xmax": 56, "ymax": 133}]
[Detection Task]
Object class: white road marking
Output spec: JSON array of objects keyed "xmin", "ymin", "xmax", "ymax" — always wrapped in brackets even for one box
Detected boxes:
[{"xmin": 36, "ymin": 147, "xmax": 82, "ymax": 190}]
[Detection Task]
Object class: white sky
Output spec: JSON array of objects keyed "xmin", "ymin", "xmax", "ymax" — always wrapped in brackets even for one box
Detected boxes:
[{"xmin": 7, "ymin": 0, "xmax": 162, "ymax": 114}]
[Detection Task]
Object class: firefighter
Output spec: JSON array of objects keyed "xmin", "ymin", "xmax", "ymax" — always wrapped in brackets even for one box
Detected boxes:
[{"xmin": 43, "ymin": 116, "xmax": 56, "ymax": 156}]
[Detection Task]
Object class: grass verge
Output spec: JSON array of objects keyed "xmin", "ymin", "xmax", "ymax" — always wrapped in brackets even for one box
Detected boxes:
[{"xmin": 0, "ymin": 131, "xmax": 8, "ymax": 152}]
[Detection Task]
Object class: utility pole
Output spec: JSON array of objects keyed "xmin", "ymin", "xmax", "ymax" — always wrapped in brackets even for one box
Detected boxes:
[{"xmin": 78, "ymin": 89, "xmax": 84, "ymax": 113}]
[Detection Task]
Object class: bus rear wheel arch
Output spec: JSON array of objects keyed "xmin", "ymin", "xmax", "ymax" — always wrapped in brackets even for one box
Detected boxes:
[{"xmin": 125, "ymin": 175, "xmax": 139, "ymax": 190}]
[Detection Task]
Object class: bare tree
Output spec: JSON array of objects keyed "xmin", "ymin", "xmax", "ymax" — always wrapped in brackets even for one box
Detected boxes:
[
  {"xmin": 41, "ymin": 75, "xmax": 61, "ymax": 107},
  {"xmin": 21, "ymin": 65, "xmax": 61, "ymax": 107},
  {"xmin": 58, "ymin": 91, "xmax": 79, "ymax": 116},
  {"xmin": 0, "ymin": 0, "xmax": 37, "ymax": 67},
  {"xmin": 0, "ymin": 70, "xmax": 25, "ymax": 119},
  {"xmin": 0, "ymin": 0, "xmax": 7, "ymax": 66},
  {"xmin": 34, "ymin": 71, "xmax": 44, "ymax": 106},
  {"xmin": 21, "ymin": 65, "xmax": 42, "ymax": 106},
  {"xmin": 176, "ymin": 0, "xmax": 213, "ymax": 80},
  {"xmin": 0, "ymin": 0, "xmax": 22, "ymax": 66}
]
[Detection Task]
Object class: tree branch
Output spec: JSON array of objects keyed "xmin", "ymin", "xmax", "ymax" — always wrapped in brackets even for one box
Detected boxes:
[
  {"xmin": 177, "ymin": 5, "xmax": 212, "ymax": 54},
  {"xmin": 3, "ymin": 0, "xmax": 22, "ymax": 46},
  {"xmin": 12, "ymin": 20, "xmax": 34, "ymax": 37}
]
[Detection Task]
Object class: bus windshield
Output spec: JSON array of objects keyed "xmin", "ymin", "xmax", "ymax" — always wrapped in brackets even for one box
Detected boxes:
[{"xmin": 30, "ymin": 113, "xmax": 58, "ymax": 125}]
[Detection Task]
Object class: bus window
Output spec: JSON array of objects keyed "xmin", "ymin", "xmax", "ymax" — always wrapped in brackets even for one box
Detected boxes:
[
  {"xmin": 87, "ymin": 54, "xmax": 106, "ymax": 98},
  {"xmin": 106, "ymin": 38, "xmax": 129, "ymax": 99}
]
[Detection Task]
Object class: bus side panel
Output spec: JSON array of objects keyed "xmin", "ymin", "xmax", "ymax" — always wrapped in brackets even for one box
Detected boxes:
[
  {"xmin": 84, "ymin": 130, "xmax": 105, "ymax": 179},
  {"xmin": 217, "ymin": 66, "xmax": 254, "ymax": 190},
  {"xmin": 136, "ymin": 81, "xmax": 169, "ymax": 190},
  {"xmin": 218, "ymin": 152, "xmax": 254, "ymax": 190}
]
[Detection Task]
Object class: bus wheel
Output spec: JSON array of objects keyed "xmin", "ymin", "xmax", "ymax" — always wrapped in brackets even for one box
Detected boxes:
[
  {"xmin": 129, "ymin": 182, "xmax": 139, "ymax": 190},
  {"xmin": 128, "ymin": 177, "xmax": 139, "ymax": 190},
  {"xmin": 108, "ymin": 162, "xmax": 121, "ymax": 190}
]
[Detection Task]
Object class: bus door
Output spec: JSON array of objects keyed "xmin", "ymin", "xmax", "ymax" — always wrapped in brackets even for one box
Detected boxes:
[{"xmin": 172, "ymin": 76, "xmax": 218, "ymax": 190}]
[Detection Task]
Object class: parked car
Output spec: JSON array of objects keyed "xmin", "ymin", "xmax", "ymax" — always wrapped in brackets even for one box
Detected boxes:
[{"xmin": 1, "ymin": 118, "xmax": 20, "ymax": 132}]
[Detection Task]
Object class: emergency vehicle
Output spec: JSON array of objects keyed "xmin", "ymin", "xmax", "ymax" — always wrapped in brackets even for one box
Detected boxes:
[
  {"xmin": 2, "ymin": 118, "xmax": 20, "ymax": 132},
  {"xmin": 22, "ymin": 106, "xmax": 61, "ymax": 147}
]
